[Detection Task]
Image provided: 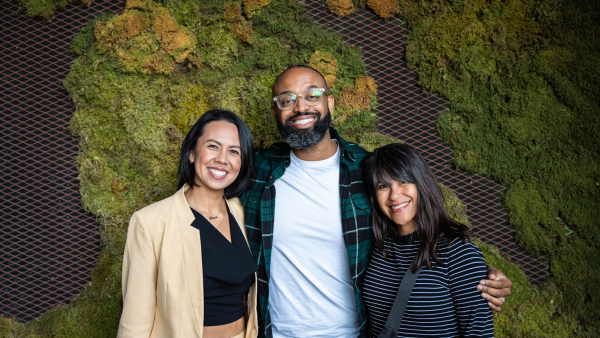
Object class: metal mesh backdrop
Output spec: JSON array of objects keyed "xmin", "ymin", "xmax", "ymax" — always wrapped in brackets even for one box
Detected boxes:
[
  {"xmin": 0, "ymin": 0, "xmax": 546, "ymax": 323},
  {"xmin": 0, "ymin": 0, "xmax": 123, "ymax": 322}
]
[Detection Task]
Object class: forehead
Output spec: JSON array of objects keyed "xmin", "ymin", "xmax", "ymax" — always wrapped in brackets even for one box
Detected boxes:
[
  {"xmin": 200, "ymin": 120, "xmax": 240, "ymax": 143},
  {"xmin": 273, "ymin": 68, "xmax": 326, "ymax": 95}
]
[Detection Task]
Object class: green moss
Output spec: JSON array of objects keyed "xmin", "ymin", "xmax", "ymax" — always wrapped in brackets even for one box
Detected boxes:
[
  {"xmin": 397, "ymin": 0, "xmax": 600, "ymax": 335},
  {"xmin": 440, "ymin": 182, "xmax": 576, "ymax": 337},
  {"xmin": 0, "ymin": 316, "xmax": 48, "ymax": 337},
  {"xmin": 243, "ymin": 0, "xmax": 272, "ymax": 17},
  {"xmin": 17, "ymin": 0, "xmax": 78, "ymax": 22},
  {"xmin": 9, "ymin": 0, "xmax": 597, "ymax": 336},
  {"xmin": 439, "ymin": 183, "xmax": 470, "ymax": 228},
  {"xmin": 226, "ymin": 71, "xmax": 282, "ymax": 147},
  {"xmin": 169, "ymin": 82, "xmax": 212, "ymax": 134},
  {"xmin": 201, "ymin": 25, "xmax": 240, "ymax": 71},
  {"xmin": 309, "ymin": 51, "xmax": 339, "ymax": 87},
  {"xmin": 70, "ymin": 13, "xmax": 113, "ymax": 56},
  {"xmin": 89, "ymin": 1, "xmax": 200, "ymax": 75},
  {"xmin": 475, "ymin": 240, "xmax": 580, "ymax": 337},
  {"xmin": 1, "ymin": 0, "xmax": 401, "ymax": 335}
]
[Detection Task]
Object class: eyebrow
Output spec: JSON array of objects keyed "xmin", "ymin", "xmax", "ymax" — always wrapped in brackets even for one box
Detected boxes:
[
  {"xmin": 278, "ymin": 85, "xmax": 320, "ymax": 95},
  {"xmin": 204, "ymin": 139, "xmax": 240, "ymax": 148}
]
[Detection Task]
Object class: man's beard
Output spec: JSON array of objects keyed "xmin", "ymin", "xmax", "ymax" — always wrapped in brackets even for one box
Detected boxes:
[{"xmin": 276, "ymin": 109, "xmax": 332, "ymax": 150}]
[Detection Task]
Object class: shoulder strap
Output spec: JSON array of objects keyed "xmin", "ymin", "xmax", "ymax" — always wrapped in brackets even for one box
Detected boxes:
[{"xmin": 385, "ymin": 258, "xmax": 422, "ymax": 331}]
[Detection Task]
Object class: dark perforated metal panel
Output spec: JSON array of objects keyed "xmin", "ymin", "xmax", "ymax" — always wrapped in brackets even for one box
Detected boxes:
[
  {"xmin": 0, "ymin": 0, "xmax": 546, "ymax": 323},
  {"xmin": 301, "ymin": 0, "xmax": 548, "ymax": 284},
  {"xmin": 0, "ymin": 0, "xmax": 123, "ymax": 322}
]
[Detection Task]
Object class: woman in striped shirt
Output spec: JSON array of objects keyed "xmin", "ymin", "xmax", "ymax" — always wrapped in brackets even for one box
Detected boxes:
[{"xmin": 361, "ymin": 143, "xmax": 494, "ymax": 337}]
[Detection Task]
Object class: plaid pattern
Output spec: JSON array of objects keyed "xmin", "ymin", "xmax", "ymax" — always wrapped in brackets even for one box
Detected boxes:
[{"xmin": 241, "ymin": 128, "xmax": 373, "ymax": 338}]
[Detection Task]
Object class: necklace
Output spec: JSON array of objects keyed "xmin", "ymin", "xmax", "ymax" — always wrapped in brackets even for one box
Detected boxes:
[
  {"xmin": 195, "ymin": 209, "xmax": 222, "ymax": 220},
  {"xmin": 212, "ymin": 213, "xmax": 226, "ymax": 230},
  {"xmin": 192, "ymin": 200, "xmax": 226, "ymax": 228},
  {"xmin": 196, "ymin": 207, "xmax": 226, "ymax": 230}
]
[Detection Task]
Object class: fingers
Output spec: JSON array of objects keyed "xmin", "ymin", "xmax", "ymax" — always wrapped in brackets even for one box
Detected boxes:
[
  {"xmin": 487, "ymin": 266, "xmax": 503, "ymax": 280},
  {"xmin": 481, "ymin": 292, "xmax": 504, "ymax": 312},
  {"xmin": 477, "ymin": 279, "xmax": 513, "ymax": 298},
  {"xmin": 478, "ymin": 282, "xmax": 510, "ymax": 312},
  {"xmin": 480, "ymin": 267, "xmax": 512, "ymax": 312}
]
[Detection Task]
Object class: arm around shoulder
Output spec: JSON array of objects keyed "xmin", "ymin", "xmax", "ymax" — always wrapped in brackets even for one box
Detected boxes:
[{"xmin": 117, "ymin": 211, "xmax": 158, "ymax": 338}]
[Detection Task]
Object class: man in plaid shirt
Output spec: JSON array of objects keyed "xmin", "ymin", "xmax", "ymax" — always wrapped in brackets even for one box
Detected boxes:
[{"xmin": 241, "ymin": 66, "xmax": 512, "ymax": 338}]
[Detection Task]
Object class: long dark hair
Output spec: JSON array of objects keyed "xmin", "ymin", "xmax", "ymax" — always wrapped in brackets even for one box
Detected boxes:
[
  {"xmin": 361, "ymin": 143, "xmax": 470, "ymax": 271},
  {"xmin": 177, "ymin": 109, "xmax": 254, "ymax": 199}
]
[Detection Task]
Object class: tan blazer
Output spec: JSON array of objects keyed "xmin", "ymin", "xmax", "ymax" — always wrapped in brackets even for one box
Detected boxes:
[{"xmin": 117, "ymin": 184, "xmax": 258, "ymax": 338}]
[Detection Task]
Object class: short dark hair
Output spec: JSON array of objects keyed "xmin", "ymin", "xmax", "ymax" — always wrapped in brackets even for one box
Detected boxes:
[
  {"xmin": 361, "ymin": 143, "xmax": 470, "ymax": 271},
  {"xmin": 177, "ymin": 109, "xmax": 255, "ymax": 199},
  {"xmin": 271, "ymin": 65, "xmax": 329, "ymax": 97}
]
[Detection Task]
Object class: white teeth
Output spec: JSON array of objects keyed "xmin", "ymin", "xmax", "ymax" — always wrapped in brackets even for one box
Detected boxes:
[
  {"xmin": 292, "ymin": 117, "xmax": 314, "ymax": 125},
  {"xmin": 391, "ymin": 201, "xmax": 409, "ymax": 210},
  {"xmin": 208, "ymin": 168, "xmax": 226, "ymax": 176}
]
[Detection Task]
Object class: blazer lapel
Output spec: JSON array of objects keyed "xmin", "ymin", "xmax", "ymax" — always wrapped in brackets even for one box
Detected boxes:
[
  {"xmin": 226, "ymin": 197, "xmax": 248, "ymax": 247},
  {"xmin": 175, "ymin": 184, "xmax": 204, "ymax": 336}
]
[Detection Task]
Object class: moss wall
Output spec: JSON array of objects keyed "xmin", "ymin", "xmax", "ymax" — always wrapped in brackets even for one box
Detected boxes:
[
  {"xmin": 4, "ymin": 0, "xmax": 591, "ymax": 336},
  {"xmin": 1, "ymin": 0, "xmax": 395, "ymax": 336},
  {"xmin": 16, "ymin": 0, "xmax": 92, "ymax": 21},
  {"xmin": 392, "ymin": 0, "xmax": 599, "ymax": 336}
]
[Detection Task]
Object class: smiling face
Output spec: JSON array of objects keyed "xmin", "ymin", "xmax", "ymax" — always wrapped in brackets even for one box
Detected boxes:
[
  {"xmin": 188, "ymin": 120, "xmax": 242, "ymax": 193},
  {"xmin": 376, "ymin": 178, "xmax": 419, "ymax": 235},
  {"xmin": 271, "ymin": 67, "xmax": 335, "ymax": 149}
]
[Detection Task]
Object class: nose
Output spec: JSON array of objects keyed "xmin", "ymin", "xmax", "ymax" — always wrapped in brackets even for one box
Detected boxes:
[
  {"xmin": 214, "ymin": 148, "xmax": 228, "ymax": 164},
  {"xmin": 389, "ymin": 184, "xmax": 402, "ymax": 201},
  {"xmin": 293, "ymin": 94, "xmax": 310, "ymax": 113}
]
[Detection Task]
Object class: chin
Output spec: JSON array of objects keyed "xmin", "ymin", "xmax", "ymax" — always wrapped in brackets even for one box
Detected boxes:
[
  {"xmin": 195, "ymin": 177, "xmax": 234, "ymax": 192},
  {"xmin": 209, "ymin": 182, "xmax": 232, "ymax": 191}
]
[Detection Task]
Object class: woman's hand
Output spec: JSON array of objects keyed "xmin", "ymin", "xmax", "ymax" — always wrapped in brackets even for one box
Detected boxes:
[{"xmin": 477, "ymin": 266, "xmax": 513, "ymax": 312}]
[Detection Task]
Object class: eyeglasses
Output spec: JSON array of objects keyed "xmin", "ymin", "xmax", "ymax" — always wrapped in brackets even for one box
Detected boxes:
[{"xmin": 272, "ymin": 88, "xmax": 326, "ymax": 110}]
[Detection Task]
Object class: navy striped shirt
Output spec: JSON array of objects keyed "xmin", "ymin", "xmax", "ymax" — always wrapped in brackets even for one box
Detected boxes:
[{"xmin": 362, "ymin": 233, "xmax": 494, "ymax": 337}]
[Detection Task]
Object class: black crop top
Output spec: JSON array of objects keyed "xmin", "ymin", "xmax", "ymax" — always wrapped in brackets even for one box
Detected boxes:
[{"xmin": 190, "ymin": 207, "xmax": 258, "ymax": 326}]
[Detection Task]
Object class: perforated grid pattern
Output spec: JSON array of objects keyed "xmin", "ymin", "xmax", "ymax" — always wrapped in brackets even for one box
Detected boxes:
[
  {"xmin": 301, "ymin": 0, "xmax": 548, "ymax": 284},
  {"xmin": 0, "ymin": 0, "xmax": 547, "ymax": 323},
  {"xmin": 0, "ymin": 0, "xmax": 123, "ymax": 322}
]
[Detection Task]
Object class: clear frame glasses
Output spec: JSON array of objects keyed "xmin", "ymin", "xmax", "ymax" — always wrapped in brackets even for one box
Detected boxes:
[{"xmin": 272, "ymin": 88, "xmax": 326, "ymax": 110}]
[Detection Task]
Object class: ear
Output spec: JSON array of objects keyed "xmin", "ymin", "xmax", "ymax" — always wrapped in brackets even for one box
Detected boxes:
[
  {"xmin": 271, "ymin": 105, "xmax": 277, "ymax": 118},
  {"xmin": 327, "ymin": 95, "xmax": 335, "ymax": 116},
  {"xmin": 188, "ymin": 150, "xmax": 194, "ymax": 164}
]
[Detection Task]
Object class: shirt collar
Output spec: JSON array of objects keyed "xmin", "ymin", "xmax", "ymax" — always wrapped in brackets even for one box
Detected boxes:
[{"xmin": 328, "ymin": 127, "xmax": 356, "ymax": 162}]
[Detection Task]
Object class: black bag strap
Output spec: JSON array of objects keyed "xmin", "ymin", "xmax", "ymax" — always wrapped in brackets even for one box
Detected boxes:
[{"xmin": 384, "ymin": 258, "xmax": 422, "ymax": 332}]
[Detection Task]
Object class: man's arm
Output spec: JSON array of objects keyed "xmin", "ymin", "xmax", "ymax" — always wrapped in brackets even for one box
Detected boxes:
[{"xmin": 478, "ymin": 266, "xmax": 513, "ymax": 312}]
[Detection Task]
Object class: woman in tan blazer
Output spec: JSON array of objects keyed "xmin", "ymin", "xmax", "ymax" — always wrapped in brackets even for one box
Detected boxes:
[{"xmin": 118, "ymin": 110, "xmax": 258, "ymax": 338}]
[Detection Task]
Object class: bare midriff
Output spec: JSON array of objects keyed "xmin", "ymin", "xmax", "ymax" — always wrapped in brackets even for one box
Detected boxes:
[{"xmin": 202, "ymin": 316, "xmax": 245, "ymax": 338}]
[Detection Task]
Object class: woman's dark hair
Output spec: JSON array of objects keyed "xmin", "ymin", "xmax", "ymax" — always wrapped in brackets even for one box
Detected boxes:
[
  {"xmin": 177, "ymin": 109, "xmax": 254, "ymax": 199},
  {"xmin": 361, "ymin": 143, "xmax": 470, "ymax": 272}
]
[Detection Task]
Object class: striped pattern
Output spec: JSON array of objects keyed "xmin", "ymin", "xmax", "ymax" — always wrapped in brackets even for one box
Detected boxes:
[
  {"xmin": 363, "ymin": 234, "xmax": 494, "ymax": 337},
  {"xmin": 242, "ymin": 128, "xmax": 373, "ymax": 338}
]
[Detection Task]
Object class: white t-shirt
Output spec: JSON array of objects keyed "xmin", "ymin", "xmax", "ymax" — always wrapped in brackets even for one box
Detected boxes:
[{"xmin": 269, "ymin": 142, "xmax": 360, "ymax": 338}]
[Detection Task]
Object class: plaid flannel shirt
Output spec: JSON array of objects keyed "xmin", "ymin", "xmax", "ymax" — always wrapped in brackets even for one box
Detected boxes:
[{"xmin": 241, "ymin": 128, "xmax": 373, "ymax": 338}]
